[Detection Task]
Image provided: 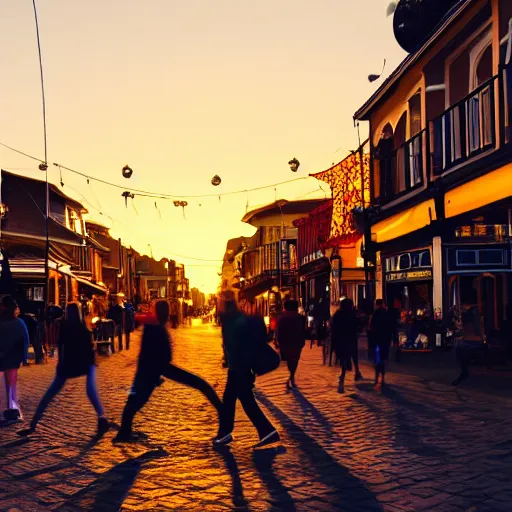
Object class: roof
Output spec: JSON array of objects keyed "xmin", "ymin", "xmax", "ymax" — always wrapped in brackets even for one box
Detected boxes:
[
  {"xmin": 1, "ymin": 169, "xmax": 87, "ymax": 213},
  {"xmin": 242, "ymin": 198, "xmax": 327, "ymax": 225},
  {"xmin": 353, "ymin": 0, "xmax": 473, "ymax": 121}
]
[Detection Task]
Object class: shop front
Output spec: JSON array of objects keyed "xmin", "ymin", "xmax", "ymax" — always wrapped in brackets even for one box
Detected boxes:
[
  {"xmin": 383, "ymin": 247, "xmax": 435, "ymax": 351},
  {"xmin": 445, "ymin": 243, "xmax": 511, "ymax": 344}
]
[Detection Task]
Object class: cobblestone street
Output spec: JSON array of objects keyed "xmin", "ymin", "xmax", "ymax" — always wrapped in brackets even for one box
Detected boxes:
[{"xmin": 1, "ymin": 324, "xmax": 512, "ymax": 511}]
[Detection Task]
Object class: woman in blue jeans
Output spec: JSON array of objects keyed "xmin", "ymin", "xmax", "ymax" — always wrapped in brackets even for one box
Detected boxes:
[{"xmin": 19, "ymin": 303, "xmax": 108, "ymax": 436}]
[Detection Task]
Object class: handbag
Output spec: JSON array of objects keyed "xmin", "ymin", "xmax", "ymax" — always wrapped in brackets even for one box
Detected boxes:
[{"xmin": 252, "ymin": 342, "xmax": 281, "ymax": 376}]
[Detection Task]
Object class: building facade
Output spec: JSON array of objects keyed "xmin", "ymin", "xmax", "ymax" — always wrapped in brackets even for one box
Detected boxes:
[{"xmin": 354, "ymin": 0, "xmax": 512, "ymax": 350}]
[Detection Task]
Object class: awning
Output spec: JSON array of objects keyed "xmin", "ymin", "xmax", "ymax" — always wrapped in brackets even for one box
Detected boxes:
[
  {"xmin": 239, "ymin": 276, "xmax": 275, "ymax": 301},
  {"xmin": 445, "ymin": 164, "xmax": 512, "ymax": 218},
  {"xmin": 75, "ymin": 276, "xmax": 108, "ymax": 295},
  {"xmin": 371, "ymin": 199, "xmax": 436, "ymax": 244}
]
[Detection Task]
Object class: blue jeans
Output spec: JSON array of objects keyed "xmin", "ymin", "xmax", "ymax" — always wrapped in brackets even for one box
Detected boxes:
[{"xmin": 30, "ymin": 366, "xmax": 104, "ymax": 430}]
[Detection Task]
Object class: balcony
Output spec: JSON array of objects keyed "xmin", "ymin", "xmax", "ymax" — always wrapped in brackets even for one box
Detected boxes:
[
  {"xmin": 378, "ymin": 129, "xmax": 427, "ymax": 205},
  {"xmin": 430, "ymin": 74, "xmax": 497, "ymax": 175}
]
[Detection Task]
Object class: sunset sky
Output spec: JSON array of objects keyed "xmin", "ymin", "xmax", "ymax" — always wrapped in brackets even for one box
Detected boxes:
[{"xmin": 0, "ymin": 0, "xmax": 406, "ymax": 293}]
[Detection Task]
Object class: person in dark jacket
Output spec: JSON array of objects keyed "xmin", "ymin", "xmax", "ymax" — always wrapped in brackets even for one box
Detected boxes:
[
  {"xmin": 0, "ymin": 296, "xmax": 30, "ymax": 422},
  {"xmin": 368, "ymin": 299, "xmax": 394, "ymax": 388},
  {"xmin": 214, "ymin": 300, "xmax": 279, "ymax": 447},
  {"xmin": 114, "ymin": 300, "xmax": 222, "ymax": 442},
  {"xmin": 107, "ymin": 298, "xmax": 125, "ymax": 351},
  {"xmin": 331, "ymin": 298, "xmax": 363, "ymax": 392},
  {"xmin": 19, "ymin": 302, "xmax": 109, "ymax": 435},
  {"xmin": 276, "ymin": 299, "xmax": 306, "ymax": 389}
]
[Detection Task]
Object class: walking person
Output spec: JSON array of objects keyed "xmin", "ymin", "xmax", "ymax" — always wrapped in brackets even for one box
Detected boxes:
[
  {"xmin": 19, "ymin": 302, "xmax": 109, "ymax": 435},
  {"xmin": 114, "ymin": 300, "xmax": 223, "ymax": 442},
  {"xmin": 214, "ymin": 300, "xmax": 279, "ymax": 447},
  {"xmin": 0, "ymin": 296, "xmax": 30, "ymax": 423},
  {"xmin": 276, "ymin": 299, "xmax": 306, "ymax": 389},
  {"xmin": 331, "ymin": 298, "xmax": 363, "ymax": 393},
  {"xmin": 107, "ymin": 298, "xmax": 124, "ymax": 351},
  {"xmin": 368, "ymin": 299, "xmax": 394, "ymax": 390}
]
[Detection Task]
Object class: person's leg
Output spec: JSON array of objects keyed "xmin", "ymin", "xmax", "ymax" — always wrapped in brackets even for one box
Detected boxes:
[
  {"xmin": 217, "ymin": 370, "xmax": 237, "ymax": 438},
  {"xmin": 28, "ymin": 376, "xmax": 66, "ymax": 430},
  {"xmin": 4, "ymin": 369, "xmax": 18, "ymax": 409},
  {"xmin": 125, "ymin": 331, "xmax": 131, "ymax": 350},
  {"xmin": 118, "ymin": 325, "xmax": 123, "ymax": 351},
  {"xmin": 339, "ymin": 358, "xmax": 347, "ymax": 392},
  {"xmin": 237, "ymin": 373, "xmax": 275, "ymax": 440},
  {"xmin": 117, "ymin": 379, "xmax": 155, "ymax": 436},
  {"xmin": 162, "ymin": 364, "xmax": 223, "ymax": 413},
  {"xmin": 380, "ymin": 362, "xmax": 386, "ymax": 384},
  {"xmin": 353, "ymin": 350, "xmax": 362, "ymax": 379},
  {"xmin": 86, "ymin": 366, "xmax": 105, "ymax": 417}
]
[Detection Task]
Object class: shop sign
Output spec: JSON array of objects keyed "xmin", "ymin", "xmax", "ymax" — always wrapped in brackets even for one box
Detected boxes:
[{"xmin": 386, "ymin": 269, "xmax": 432, "ymax": 282}]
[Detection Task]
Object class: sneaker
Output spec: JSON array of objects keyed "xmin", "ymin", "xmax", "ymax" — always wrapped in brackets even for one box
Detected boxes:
[
  {"xmin": 97, "ymin": 417, "xmax": 110, "ymax": 435},
  {"xmin": 18, "ymin": 427, "xmax": 35, "ymax": 437},
  {"xmin": 213, "ymin": 433, "xmax": 233, "ymax": 446},
  {"xmin": 255, "ymin": 430, "xmax": 280, "ymax": 448},
  {"xmin": 355, "ymin": 372, "xmax": 363, "ymax": 382}
]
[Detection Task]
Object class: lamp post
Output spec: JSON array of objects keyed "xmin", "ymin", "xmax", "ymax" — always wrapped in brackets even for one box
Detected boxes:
[{"xmin": 32, "ymin": 0, "xmax": 50, "ymax": 308}]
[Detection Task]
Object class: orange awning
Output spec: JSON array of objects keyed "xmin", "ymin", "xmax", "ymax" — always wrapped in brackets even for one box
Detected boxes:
[
  {"xmin": 445, "ymin": 164, "xmax": 512, "ymax": 218},
  {"xmin": 371, "ymin": 199, "xmax": 436, "ymax": 244}
]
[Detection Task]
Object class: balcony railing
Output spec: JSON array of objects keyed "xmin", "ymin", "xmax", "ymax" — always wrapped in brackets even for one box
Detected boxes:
[
  {"xmin": 430, "ymin": 75, "xmax": 497, "ymax": 175},
  {"xmin": 379, "ymin": 129, "xmax": 426, "ymax": 204}
]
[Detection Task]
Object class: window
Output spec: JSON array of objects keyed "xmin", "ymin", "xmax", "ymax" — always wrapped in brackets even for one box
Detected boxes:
[{"xmin": 456, "ymin": 249, "xmax": 506, "ymax": 266}]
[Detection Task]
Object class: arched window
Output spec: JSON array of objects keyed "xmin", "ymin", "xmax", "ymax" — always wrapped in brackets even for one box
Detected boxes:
[
  {"xmin": 393, "ymin": 112, "xmax": 408, "ymax": 194},
  {"xmin": 375, "ymin": 123, "xmax": 394, "ymax": 201}
]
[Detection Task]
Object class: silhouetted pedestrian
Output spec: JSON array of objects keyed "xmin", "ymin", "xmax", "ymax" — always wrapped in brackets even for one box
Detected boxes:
[
  {"xmin": 331, "ymin": 298, "xmax": 363, "ymax": 392},
  {"xmin": 214, "ymin": 300, "xmax": 279, "ymax": 447},
  {"xmin": 368, "ymin": 299, "xmax": 394, "ymax": 389},
  {"xmin": 276, "ymin": 299, "xmax": 306, "ymax": 389},
  {"xmin": 107, "ymin": 298, "xmax": 124, "ymax": 351},
  {"xmin": 114, "ymin": 300, "xmax": 222, "ymax": 442},
  {"xmin": 0, "ymin": 296, "xmax": 29, "ymax": 423},
  {"xmin": 19, "ymin": 302, "xmax": 108, "ymax": 436}
]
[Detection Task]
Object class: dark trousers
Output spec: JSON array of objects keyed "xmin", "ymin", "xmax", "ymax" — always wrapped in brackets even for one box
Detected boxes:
[
  {"xmin": 340, "ymin": 351, "xmax": 360, "ymax": 381},
  {"xmin": 286, "ymin": 353, "xmax": 301, "ymax": 381},
  {"xmin": 120, "ymin": 364, "xmax": 222, "ymax": 432},
  {"xmin": 125, "ymin": 331, "xmax": 131, "ymax": 350},
  {"xmin": 219, "ymin": 370, "xmax": 274, "ymax": 439},
  {"xmin": 116, "ymin": 325, "xmax": 123, "ymax": 351}
]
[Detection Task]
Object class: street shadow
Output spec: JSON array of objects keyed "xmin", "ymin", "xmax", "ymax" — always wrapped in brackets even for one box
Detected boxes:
[
  {"xmin": 255, "ymin": 390, "xmax": 383, "ymax": 511},
  {"xmin": 214, "ymin": 446, "xmax": 250, "ymax": 511},
  {"xmin": 253, "ymin": 446, "xmax": 297, "ymax": 511},
  {"xmin": 12, "ymin": 432, "xmax": 107, "ymax": 481},
  {"xmin": 0, "ymin": 437, "xmax": 32, "ymax": 451},
  {"xmin": 378, "ymin": 387, "xmax": 449, "ymax": 459},
  {"xmin": 380, "ymin": 385, "xmax": 448, "ymax": 422},
  {"xmin": 290, "ymin": 388, "xmax": 336, "ymax": 436},
  {"xmin": 56, "ymin": 449, "xmax": 168, "ymax": 512}
]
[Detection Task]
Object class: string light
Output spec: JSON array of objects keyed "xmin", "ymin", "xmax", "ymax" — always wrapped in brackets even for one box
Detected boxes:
[{"xmin": 0, "ymin": 142, "xmax": 311, "ymax": 200}]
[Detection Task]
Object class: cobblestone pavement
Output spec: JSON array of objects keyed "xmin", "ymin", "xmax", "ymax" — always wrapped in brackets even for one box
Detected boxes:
[{"xmin": 1, "ymin": 324, "xmax": 512, "ymax": 512}]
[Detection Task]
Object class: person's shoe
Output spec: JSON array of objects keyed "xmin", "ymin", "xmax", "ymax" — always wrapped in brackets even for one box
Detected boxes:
[
  {"xmin": 355, "ymin": 372, "xmax": 363, "ymax": 381},
  {"xmin": 213, "ymin": 433, "xmax": 233, "ymax": 446},
  {"xmin": 4, "ymin": 409, "xmax": 21, "ymax": 423},
  {"xmin": 255, "ymin": 430, "xmax": 280, "ymax": 448},
  {"xmin": 338, "ymin": 381, "xmax": 345, "ymax": 394},
  {"xmin": 97, "ymin": 417, "xmax": 110, "ymax": 435},
  {"xmin": 18, "ymin": 427, "xmax": 35, "ymax": 437},
  {"xmin": 290, "ymin": 379, "xmax": 297, "ymax": 389}
]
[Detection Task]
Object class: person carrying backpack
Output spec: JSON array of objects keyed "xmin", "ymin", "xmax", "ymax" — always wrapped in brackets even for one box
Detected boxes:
[{"xmin": 214, "ymin": 300, "xmax": 279, "ymax": 447}]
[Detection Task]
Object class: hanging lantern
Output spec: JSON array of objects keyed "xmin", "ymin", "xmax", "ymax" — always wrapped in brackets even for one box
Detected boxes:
[
  {"xmin": 288, "ymin": 158, "xmax": 300, "ymax": 172},
  {"xmin": 0, "ymin": 203, "xmax": 8, "ymax": 218},
  {"xmin": 122, "ymin": 165, "xmax": 133, "ymax": 179},
  {"xmin": 211, "ymin": 175, "xmax": 222, "ymax": 186}
]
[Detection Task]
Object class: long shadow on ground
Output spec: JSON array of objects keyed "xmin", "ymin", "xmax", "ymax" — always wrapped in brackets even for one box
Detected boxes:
[
  {"xmin": 255, "ymin": 390, "xmax": 383, "ymax": 512},
  {"xmin": 56, "ymin": 449, "xmax": 168, "ymax": 512},
  {"xmin": 253, "ymin": 446, "xmax": 296, "ymax": 511},
  {"xmin": 214, "ymin": 446, "xmax": 251, "ymax": 511}
]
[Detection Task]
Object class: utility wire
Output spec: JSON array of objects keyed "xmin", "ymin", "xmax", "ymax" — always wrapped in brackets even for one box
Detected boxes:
[{"xmin": 0, "ymin": 142, "xmax": 311, "ymax": 199}]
